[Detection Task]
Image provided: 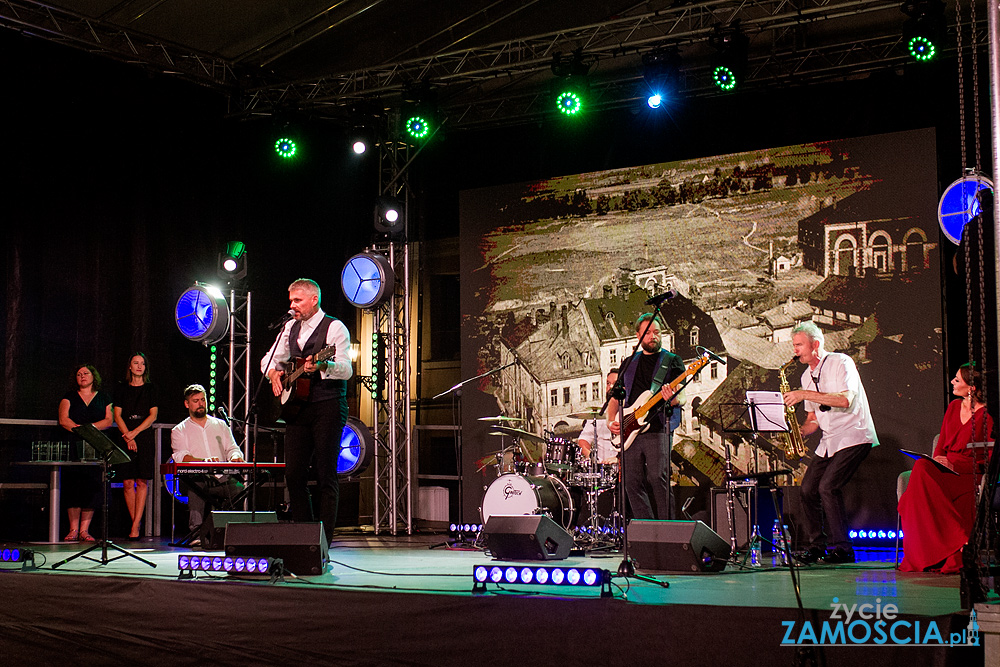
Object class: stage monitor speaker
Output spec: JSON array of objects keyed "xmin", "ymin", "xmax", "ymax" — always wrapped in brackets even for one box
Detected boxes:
[
  {"xmin": 627, "ymin": 520, "xmax": 731, "ymax": 572},
  {"xmin": 483, "ymin": 515, "xmax": 573, "ymax": 561},
  {"xmin": 710, "ymin": 487, "xmax": 780, "ymax": 551},
  {"xmin": 224, "ymin": 522, "xmax": 328, "ymax": 575},
  {"xmin": 204, "ymin": 511, "xmax": 278, "ymax": 550}
]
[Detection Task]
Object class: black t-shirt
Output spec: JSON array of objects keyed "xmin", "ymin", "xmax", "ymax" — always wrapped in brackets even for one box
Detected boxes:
[
  {"xmin": 622, "ymin": 351, "xmax": 684, "ymax": 433},
  {"xmin": 62, "ymin": 390, "xmax": 112, "ymax": 426}
]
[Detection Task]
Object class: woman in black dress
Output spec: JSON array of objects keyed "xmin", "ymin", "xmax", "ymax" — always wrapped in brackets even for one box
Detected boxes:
[
  {"xmin": 113, "ymin": 353, "xmax": 158, "ymax": 540},
  {"xmin": 57, "ymin": 364, "xmax": 114, "ymax": 542}
]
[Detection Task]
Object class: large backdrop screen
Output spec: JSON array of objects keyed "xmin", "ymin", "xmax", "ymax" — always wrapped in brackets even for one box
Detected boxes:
[{"xmin": 459, "ymin": 128, "xmax": 942, "ymax": 531}]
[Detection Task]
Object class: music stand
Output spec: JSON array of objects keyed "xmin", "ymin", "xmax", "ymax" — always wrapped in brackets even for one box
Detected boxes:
[{"xmin": 52, "ymin": 424, "xmax": 157, "ymax": 569}]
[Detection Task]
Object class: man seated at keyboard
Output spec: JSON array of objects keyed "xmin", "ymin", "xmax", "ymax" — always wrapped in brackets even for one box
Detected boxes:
[{"xmin": 170, "ymin": 384, "xmax": 244, "ymax": 546}]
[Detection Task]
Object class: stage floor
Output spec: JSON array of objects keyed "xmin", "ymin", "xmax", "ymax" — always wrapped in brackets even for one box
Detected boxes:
[{"xmin": 0, "ymin": 530, "xmax": 992, "ymax": 666}]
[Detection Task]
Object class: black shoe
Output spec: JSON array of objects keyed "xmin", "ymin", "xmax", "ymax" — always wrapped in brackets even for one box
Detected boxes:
[
  {"xmin": 793, "ymin": 547, "xmax": 824, "ymax": 565},
  {"xmin": 821, "ymin": 547, "xmax": 856, "ymax": 564}
]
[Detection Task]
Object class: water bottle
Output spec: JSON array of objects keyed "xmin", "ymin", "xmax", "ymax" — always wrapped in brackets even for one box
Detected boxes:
[
  {"xmin": 772, "ymin": 519, "xmax": 785, "ymax": 566},
  {"xmin": 750, "ymin": 531, "xmax": 762, "ymax": 567}
]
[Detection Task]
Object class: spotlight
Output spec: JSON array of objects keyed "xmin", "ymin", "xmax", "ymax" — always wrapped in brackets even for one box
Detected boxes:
[
  {"xmin": 175, "ymin": 282, "xmax": 230, "ymax": 345},
  {"xmin": 352, "ymin": 140, "xmax": 368, "ymax": 155},
  {"xmin": 642, "ymin": 47, "xmax": 682, "ymax": 110},
  {"xmin": 217, "ymin": 241, "xmax": 247, "ymax": 282},
  {"xmin": 274, "ymin": 137, "xmax": 297, "ymax": 159},
  {"xmin": 551, "ymin": 50, "xmax": 591, "ymax": 117},
  {"xmin": 0, "ymin": 546, "xmax": 36, "ymax": 570},
  {"xmin": 902, "ymin": 0, "xmax": 945, "ymax": 62},
  {"xmin": 341, "ymin": 252, "xmax": 395, "ymax": 309},
  {"xmin": 178, "ymin": 554, "xmax": 283, "ymax": 579},
  {"xmin": 374, "ymin": 195, "xmax": 405, "ymax": 235},
  {"xmin": 338, "ymin": 417, "xmax": 374, "ymax": 478},
  {"xmin": 401, "ymin": 84, "xmax": 438, "ymax": 142},
  {"xmin": 709, "ymin": 22, "xmax": 748, "ymax": 91}
]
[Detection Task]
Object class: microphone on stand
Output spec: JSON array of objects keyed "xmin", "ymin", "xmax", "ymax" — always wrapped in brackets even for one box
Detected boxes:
[
  {"xmin": 698, "ymin": 347, "xmax": 728, "ymax": 366},
  {"xmin": 268, "ymin": 309, "xmax": 295, "ymax": 330},
  {"xmin": 645, "ymin": 289, "xmax": 676, "ymax": 306},
  {"xmin": 216, "ymin": 406, "xmax": 231, "ymax": 427}
]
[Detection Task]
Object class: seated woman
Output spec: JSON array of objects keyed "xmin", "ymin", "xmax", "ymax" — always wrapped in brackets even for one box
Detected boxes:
[{"xmin": 898, "ymin": 363, "xmax": 993, "ymax": 573}]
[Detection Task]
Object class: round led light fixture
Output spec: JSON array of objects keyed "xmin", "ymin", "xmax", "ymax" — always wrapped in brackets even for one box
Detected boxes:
[
  {"xmin": 175, "ymin": 283, "xmax": 230, "ymax": 344},
  {"xmin": 341, "ymin": 252, "xmax": 395, "ymax": 309}
]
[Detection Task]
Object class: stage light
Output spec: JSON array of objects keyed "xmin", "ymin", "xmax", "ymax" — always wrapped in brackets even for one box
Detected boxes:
[
  {"xmin": 938, "ymin": 173, "xmax": 994, "ymax": 244},
  {"xmin": 341, "ymin": 252, "xmax": 395, "ymax": 309},
  {"xmin": 217, "ymin": 241, "xmax": 247, "ymax": 282},
  {"xmin": 338, "ymin": 416, "xmax": 374, "ymax": 478},
  {"xmin": 178, "ymin": 553, "xmax": 282, "ymax": 579},
  {"xmin": 405, "ymin": 116, "xmax": 430, "ymax": 139},
  {"xmin": 709, "ymin": 22, "xmax": 748, "ymax": 91},
  {"xmin": 551, "ymin": 50, "xmax": 591, "ymax": 118},
  {"xmin": 352, "ymin": 140, "xmax": 367, "ymax": 155},
  {"xmin": 374, "ymin": 195, "xmax": 405, "ymax": 235},
  {"xmin": 472, "ymin": 565, "xmax": 612, "ymax": 595},
  {"xmin": 647, "ymin": 94, "xmax": 663, "ymax": 109},
  {"xmin": 642, "ymin": 47, "xmax": 682, "ymax": 110},
  {"xmin": 0, "ymin": 546, "xmax": 35, "ymax": 570},
  {"xmin": 556, "ymin": 91, "xmax": 582, "ymax": 115},
  {"xmin": 370, "ymin": 332, "xmax": 386, "ymax": 400},
  {"xmin": 175, "ymin": 282, "xmax": 230, "ymax": 345},
  {"xmin": 274, "ymin": 137, "xmax": 297, "ymax": 159},
  {"xmin": 902, "ymin": 0, "xmax": 945, "ymax": 62}
]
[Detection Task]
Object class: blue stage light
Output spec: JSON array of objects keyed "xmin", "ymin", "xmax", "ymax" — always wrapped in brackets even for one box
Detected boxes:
[
  {"xmin": 535, "ymin": 568, "xmax": 549, "ymax": 584},
  {"xmin": 504, "ymin": 567, "xmax": 518, "ymax": 583},
  {"xmin": 178, "ymin": 555, "xmax": 190, "ymax": 569},
  {"xmin": 849, "ymin": 530, "xmax": 858, "ymax": 539},
  {"xmin": 551, "ymin": 568, "xmax": 565, "ymax": 585},
  {"xmin": 520, "ymin": 567, "xmax": 534, "ymax": 584},
  {"xmin": 175, "ymin": 283, "xmax": 230, "ymax": 345},
  {"xmin": 647, "ymin": 93, "xmax": 663, "ymax": 109},
  {"xmin": 583, "ymin": 569, "xmax": 598, "ymax": 586},
  {"xmin": 474, "ymin": 566, "xmax": 488, "ymax": 582},
  {"xmin": 566, "ymin": 569, "xmax": 581, "ymax": 585},
  {"xmin": 471, "ymin": 565, "xmax": 611, "ymax": 595},
  {"xmin": 938, "ymin": 173, "xmax": 994, "ymax": 245},
  {"xmin": 490, "ymin": 566, "xmax": 503, "ymax": 583}
]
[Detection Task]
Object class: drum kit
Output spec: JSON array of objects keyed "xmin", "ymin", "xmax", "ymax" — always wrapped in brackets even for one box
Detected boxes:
[{"xmin": 477, "ymin": 413, "xmax": 622, "ymax": 550}]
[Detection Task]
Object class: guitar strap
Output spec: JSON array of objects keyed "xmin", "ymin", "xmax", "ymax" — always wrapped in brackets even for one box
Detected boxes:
[{"xmin": 622, "ymin": 349, "xmax": 681, "ymax": 430}]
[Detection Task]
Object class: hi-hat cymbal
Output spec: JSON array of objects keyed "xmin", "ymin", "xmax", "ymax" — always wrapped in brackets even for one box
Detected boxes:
[
  {"xmin": 566, "ymin": 407, "xmax": 605, "ymax": 420},
  {"xmin": 492, "ymin": 425, "xmax": 547, "ymax": 444},
  {"xmin": 478, "ymin": 415, "xmax": 525, "ymax": 422}
]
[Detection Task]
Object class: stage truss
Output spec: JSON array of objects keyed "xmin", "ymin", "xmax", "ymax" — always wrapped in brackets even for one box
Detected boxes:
[{"xmin": 223, "ymin": 289, "xmax": 252, "ymax": 452}]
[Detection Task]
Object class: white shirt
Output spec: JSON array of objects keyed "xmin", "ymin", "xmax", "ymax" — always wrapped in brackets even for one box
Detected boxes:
[
  {"xmin": 800, "ymin": 351, "xmax": 879, "ymax": 457},
  {"xmin": 579, "ymin": 417, "xmax": 619, "ymax": 462},
  {"xmin": 171, "ymin": 416, "xmax": 243, "ymax": 462},
  {"xmin": 260, "ymin": 308, "xmax": 353, "ymax": 381}
]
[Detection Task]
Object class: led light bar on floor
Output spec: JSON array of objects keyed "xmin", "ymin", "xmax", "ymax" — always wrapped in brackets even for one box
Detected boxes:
[
  {"xmin": 0, "ymin": 547, "xmax": 36, "ymax": 569},
  {"xmin": 177, "ymin": 554, "xmax": 283, "ymax": 578},
  {"xmin": 449, "ymin": 523, "xmax": 483, "ymax": 534},
  {"xmin": 472, "ymin": 565, "xmax": 612, "ymax": 597},
  {"xmin": 849, "ymin": 529, "xmax": 901, "ymax": 541}
]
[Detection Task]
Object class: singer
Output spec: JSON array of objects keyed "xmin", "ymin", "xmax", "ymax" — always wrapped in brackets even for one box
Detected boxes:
[
  {"xmin": 261, "ymin": 278, "xmax": 353, "ymax": 545},
  {"xmin": 169, "ymin": 384, "xmax": 244, "ymax": 547},
  {"xmin": 782, "ymin": 321, "xmax": 878, "ymax": 565}
]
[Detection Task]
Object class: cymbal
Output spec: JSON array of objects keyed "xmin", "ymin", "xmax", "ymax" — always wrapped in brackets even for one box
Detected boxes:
[
  {"xmin": 492, "ymin": 425, "xmax": 547, "ymax": 444},
  {"xmin": 566, "ymin": 407, "xmax": 605, "ymax": 420},
  {"xmin": 478, "ymin": 415, "xmax": 524, "ymax": 422}
]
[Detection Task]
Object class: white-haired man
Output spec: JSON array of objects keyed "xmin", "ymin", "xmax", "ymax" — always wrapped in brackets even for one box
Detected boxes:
[{"xmin": 783, "ymin": 321, "xmax": 878, "ymax": 564}]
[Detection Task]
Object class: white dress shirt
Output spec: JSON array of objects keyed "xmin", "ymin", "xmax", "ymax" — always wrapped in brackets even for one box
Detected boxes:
[
  {"xmin": 171, "ymin": 416, "xmax": 243, "ymax": 462},
  {"xmin": 260, "ymin": 308, "xmax": 353, "ymax": 381},
  {"xmin": 800, "ymin": 351, "xmax": 879, "ymax": 457},
  {"xmin": 579, "ymin": 417, "xmax": 619, "ymax": 462}
]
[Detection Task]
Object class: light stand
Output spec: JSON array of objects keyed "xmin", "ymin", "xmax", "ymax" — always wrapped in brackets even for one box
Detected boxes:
[{"xmin": 52, "ymin": 424, "xmax": 156, "ymax": 570}]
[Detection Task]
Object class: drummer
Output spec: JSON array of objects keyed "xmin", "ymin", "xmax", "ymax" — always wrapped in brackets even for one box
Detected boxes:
[{"xmin": 578, "ymin": 370, "xmax": 621, "ymax": 465}]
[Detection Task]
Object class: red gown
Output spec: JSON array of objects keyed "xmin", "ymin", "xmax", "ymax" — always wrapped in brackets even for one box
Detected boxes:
[{"xmin": 898, "ymin": 399, "xmax": 993, "ymax": 573}]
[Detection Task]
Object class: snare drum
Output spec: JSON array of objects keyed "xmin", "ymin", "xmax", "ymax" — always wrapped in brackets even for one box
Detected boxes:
[
  {"xmin": 480, "ymin": 473, "xmax": 574, "ymax": 529},
  {"xmin": 569, "ymin": 462, "xmax": 618, "ymax": 488}
]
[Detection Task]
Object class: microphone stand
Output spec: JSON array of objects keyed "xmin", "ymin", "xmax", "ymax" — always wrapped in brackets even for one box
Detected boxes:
[{"xmin": 248, "ymin": 326, "xmax": 286, "ymax": 521}]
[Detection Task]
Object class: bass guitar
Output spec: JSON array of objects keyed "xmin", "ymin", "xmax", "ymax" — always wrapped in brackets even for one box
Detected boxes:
[
  {"xmin": 613, "ymin": 353, "xmax": 711, "ymax": 451},
  {"xmin": 279, "ymin": 345, "xmax": 337, "ymax": 419}
]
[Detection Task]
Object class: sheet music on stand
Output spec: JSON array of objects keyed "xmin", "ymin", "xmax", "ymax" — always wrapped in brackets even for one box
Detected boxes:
[{"xmin": 745, "ymin": 391, "xmax": 790, "ymax": 434}]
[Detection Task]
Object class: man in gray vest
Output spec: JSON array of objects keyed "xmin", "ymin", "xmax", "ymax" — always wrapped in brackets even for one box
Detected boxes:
[
  {"xmin": 263, "ymin": 278, "xmax": 353, "ymax": 544},
  {"xmin": 608, "ymin": 313, "xmax": 685, "ymax": 520}
]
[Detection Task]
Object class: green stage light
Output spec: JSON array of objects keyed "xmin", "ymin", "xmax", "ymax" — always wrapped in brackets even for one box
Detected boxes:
[
  {"xmin": 556, "ymin": 91, "xmax": 582, "ymax": 115},
  {"xmin": 713, "ymin": 66, "xmax": 737, "ymax": 91},
  {"xmin": 908, "ymin": 35, "xmax": 936, "ymax": 61},
  {"xmin": 275, "ymin": 137, "xmax": 297, "ymax": 159},
  {"xmin": 405, "ymin": 116, "xmax": 430, "ymax": 139}
]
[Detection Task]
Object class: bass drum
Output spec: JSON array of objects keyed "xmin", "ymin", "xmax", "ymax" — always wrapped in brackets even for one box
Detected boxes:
[{"xmin": 480, "ymin": 473, "xmax": 574, "ymax": 530}]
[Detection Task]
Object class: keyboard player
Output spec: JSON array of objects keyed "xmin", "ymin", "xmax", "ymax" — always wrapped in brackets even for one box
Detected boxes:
[{"xmin": 170, "ymin": 384, "xmax": 245, "ymax": 546}]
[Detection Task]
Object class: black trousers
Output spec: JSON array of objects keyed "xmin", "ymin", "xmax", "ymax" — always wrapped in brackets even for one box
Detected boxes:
[
  {"xmin": 284, "ymin": 397, "xmax": 348, "ymax": 542},
  {"xmin": 624, "ymin": 430, "xmax": 673, "ymax": 520},
  {"xmin": 800, "ymin": 443, "xmax": 872, "ymax": 550}
]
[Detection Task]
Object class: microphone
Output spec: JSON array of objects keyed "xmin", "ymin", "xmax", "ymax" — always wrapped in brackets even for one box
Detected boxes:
[
  {"xmin": 699, "ymin": 347, "xmax": 728, "ymax": 366},
  {"xmin": 268, "ymin": 309, "xmax": 295, "ymax": 330},
  {"xmin": 645, "ymin": 290, "xmax": 676, "ymax": 306},
  {"xmin": 216, "ymin": 406, "xmax": 230, "ymax": 427}
]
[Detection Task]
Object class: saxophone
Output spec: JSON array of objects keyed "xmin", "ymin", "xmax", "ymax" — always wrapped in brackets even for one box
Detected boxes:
[{"xmin": 778, "ymin": 358, "xmax": 808, "ymax": 460}]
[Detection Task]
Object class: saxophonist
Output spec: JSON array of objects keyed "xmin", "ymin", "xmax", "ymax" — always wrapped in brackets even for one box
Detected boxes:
[{"xmin": 782, "ymin": 322, "xmax": 879, "ymax": 565}]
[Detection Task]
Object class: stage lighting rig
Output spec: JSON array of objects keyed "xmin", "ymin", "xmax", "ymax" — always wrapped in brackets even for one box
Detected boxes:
[
  {"xmin": 551, "ymin": 50, "xmax": 592, "ymax": 116},
  {"xmin": 902, "ymin": 0, "xmax": 945, "ymax": 62},
  {"xmin": 175, "ymin": 282, "xmax": 230, "ymax": 345},
  {"xmin": 341, "ymin": 252, "xmax": 395, "ymax": 309},
  {"xmin": 401, "ymin": 84, "xmax": 438, "ymax": 141},
  {"xmin": 217, "ymin": 241, "xmax": 247, "ymax": 282},
  {"xmin": 642, "ymin": 47, "xmax": 682, "ymax": 109},
  {"xmin": 709, "ymin": 22, "xmax": 749, "ymax": 91}
]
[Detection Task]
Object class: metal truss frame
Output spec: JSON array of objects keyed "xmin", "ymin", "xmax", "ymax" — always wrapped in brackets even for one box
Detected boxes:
[
  {"xmin": 224, "ymin": 289, "xmax": 252, "ymax": 452},
  {"xmin": 372, "ymin": 130, "xmax": 413, "ymax": 535},
  {"xmin": 0, "ymin": 0, "xmax": 237, "ymax": 90}
]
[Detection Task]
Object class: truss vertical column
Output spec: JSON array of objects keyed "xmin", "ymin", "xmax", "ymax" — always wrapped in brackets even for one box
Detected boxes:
[
  {"xmin": 372, "ymin": 126, "xmax": 414, "ymax": 535},
  {"xmin": 225, "ymin": 289, "xmax": 252, "ymax": 452}
]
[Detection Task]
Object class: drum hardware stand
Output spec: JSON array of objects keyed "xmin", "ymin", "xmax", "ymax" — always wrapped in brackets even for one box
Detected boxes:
[{"xmin": 53, "ymin": 425, "xmax": 156, "ymax": 570}]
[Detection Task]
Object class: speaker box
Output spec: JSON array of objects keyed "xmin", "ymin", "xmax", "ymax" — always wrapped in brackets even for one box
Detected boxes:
[
  {"xmin": 203, "ymin": 511, "xmax": 278, "ymax": 550},
  {"xmin": 224, "ymin": 522, "xmax": 329, "ymax": 575},
  {"xmin": 483, "ymin": 515, "xmax": 573, "ymax": 561},
  {"xmin": 627, "ymin": 520, "xmax": 731, "ymax": 572},
  {"xmin": 711, "ymin": 487, "xmax": 781, "ymax": 551}
]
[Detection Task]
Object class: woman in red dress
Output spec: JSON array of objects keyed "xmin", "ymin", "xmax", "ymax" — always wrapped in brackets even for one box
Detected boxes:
[{"xmin": 898, "ymin": 363, "xmax": 993, "ymax": 573}]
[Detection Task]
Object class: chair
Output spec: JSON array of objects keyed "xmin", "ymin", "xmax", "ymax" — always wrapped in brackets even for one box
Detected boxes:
[{"xmin": 893, "ymin": 470, "xmax": 910, "ymax": 568}]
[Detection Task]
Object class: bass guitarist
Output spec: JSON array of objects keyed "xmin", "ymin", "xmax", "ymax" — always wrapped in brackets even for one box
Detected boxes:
[
  {"xmin": 262, "ymin": 278, "xmax": 353, "ymax": 545},
  {"xmin": 608, "ymin": 313, "xmax": 685, "ymax": 520}
]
